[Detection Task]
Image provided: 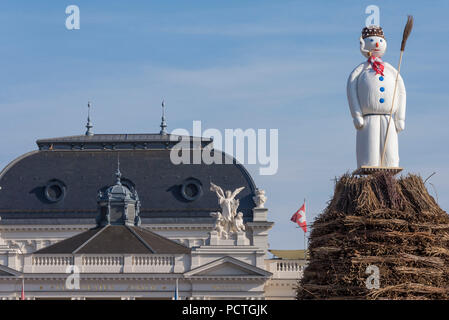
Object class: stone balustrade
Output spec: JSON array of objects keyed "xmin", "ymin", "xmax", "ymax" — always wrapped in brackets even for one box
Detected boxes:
[
  {"xmin": 130, "ymin": 255, "xmax": 175, "ymax": 273},
  {"xmin": 25, "ymin": 254, "xmax": 185, "ymax": 273},
  {"xmin": 33, "ymin": 255, "xmax": 73, "ymax": 266},
  {"xmin": 264, "ymin": 259, "xmax": 305, "ymax": 279}
]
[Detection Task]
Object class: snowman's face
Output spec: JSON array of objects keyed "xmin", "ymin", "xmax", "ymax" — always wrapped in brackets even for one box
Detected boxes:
[{"xmin": 361, "ymin": 36, "xmax": 387, "ymax": 58}]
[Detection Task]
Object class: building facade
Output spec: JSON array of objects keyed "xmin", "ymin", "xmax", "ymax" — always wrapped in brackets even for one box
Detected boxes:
[{"xmin": 0, "ymin": 128, "xmax": 304, "ymax": 300}]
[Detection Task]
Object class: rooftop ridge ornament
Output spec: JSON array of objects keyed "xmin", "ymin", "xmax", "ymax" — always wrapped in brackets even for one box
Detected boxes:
[
  {"xmin": 85, "ymin": 101, "xmax": 94, "ymax": 136},
  {"xmin": 160, "ymin": 100, "xmax": 167, "ymax": 135},
  {"xmin": 115, "ymin": 156, "xmax": 122, "ymax": 185}
]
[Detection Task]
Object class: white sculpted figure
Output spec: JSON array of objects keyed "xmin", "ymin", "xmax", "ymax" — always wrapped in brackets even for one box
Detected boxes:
[
  {"xmin": 253, "ymin": 188, "xmax": 267, "ymax": 208},
  {"xmin": 210, "ymin": 182, "xmax": 245, "ymax": 238},
  {"xmin": 347, "ymin": 26, "xmax": 406, "ymax": 168},
  {"xmin": 210, "ymin": 212, "xmax": 227, "ymax": 239},
  {"xmin": 233, "ymin": 212, "xmax": 246, "ymax": 232}
]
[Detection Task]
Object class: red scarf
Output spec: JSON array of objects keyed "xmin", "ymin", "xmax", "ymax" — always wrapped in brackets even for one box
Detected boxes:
[{"xmin": 368, "ymin": 56, "xmax": 384, "ymax": 76}]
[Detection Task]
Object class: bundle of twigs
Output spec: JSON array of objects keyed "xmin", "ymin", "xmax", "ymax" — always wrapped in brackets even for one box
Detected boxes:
[{"xmin": 297, "ymin": 172, "xmax": 449, "ymax": 300}]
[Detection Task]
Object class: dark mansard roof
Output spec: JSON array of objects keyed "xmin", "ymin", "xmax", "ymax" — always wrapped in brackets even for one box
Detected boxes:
[{"xmin": 0, "ymin": 133, "xmax": 256, "ymax": 224}]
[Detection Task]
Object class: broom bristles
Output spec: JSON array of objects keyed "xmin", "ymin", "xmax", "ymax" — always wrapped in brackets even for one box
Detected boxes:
[{"xmin": 401, "ymin": 15, "xmax": 414, "ymax": 51}]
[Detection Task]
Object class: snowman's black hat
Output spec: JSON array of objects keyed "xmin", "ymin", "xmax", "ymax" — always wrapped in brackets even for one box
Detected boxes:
[{"xmin": 362, "ymin": 26, "xmax": 385, "ymax": 39}]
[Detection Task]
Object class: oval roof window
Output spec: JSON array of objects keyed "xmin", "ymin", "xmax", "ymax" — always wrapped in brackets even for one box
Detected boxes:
[
  {"xmin": 44, "ymin": 180, "xmax": 66, "ymax": 203},
  {"xmin": 181, "ymin": 178, "xmax": 203, "ymax": 201}
]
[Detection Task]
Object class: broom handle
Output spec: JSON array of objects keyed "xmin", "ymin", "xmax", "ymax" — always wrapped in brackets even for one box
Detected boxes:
[{"xmin": 380, "ymin": 50, "xmax": 404, "ymax": 167}]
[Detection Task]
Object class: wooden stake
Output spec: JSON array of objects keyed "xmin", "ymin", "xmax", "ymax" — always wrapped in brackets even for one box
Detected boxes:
[
  {"xmin": 381, "ymin": 50, "xmax": 403, "ymax": 167},
  {"xmin": 380, "ymin": 16, "xmax": 413, "ymax": 166}
]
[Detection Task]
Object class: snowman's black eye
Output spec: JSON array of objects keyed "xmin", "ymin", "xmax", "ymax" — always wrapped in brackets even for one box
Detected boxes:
[
  {"xmin": 370, "ymin": 39, "xmax": 374, "ymax": 42},
  {"xmin": 380, "ymin": 39, "xmax": 383, "ymax": 42}
]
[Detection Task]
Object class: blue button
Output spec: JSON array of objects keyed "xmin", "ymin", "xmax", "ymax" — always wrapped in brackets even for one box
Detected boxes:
[
  {"xmin": 379, "ymin": 76, "xmax": 384, "ymax": 81},
  {"xmin": 380, "ymin": 87, "xmax": 385, "ymax": 92},
  {"xmin": 380, "ymin": 98, "xmax": 385, "ymax": 103}
]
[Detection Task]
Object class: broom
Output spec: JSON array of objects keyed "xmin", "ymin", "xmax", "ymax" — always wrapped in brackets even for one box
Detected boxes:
[{"xmin": 380, "ymin": 15, "xmax": 414, "ymax": 167}]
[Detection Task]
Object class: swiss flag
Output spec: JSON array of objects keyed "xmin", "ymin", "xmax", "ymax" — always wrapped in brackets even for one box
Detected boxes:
[{"xmin": 290, "ymin": 201, "xmax": 307, "ymax": 233}]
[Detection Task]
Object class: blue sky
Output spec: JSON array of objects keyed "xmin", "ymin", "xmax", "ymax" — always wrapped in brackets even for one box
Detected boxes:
[{"xmin": 1, "ymin": 1, "xmax": 448, "ymax": 250}]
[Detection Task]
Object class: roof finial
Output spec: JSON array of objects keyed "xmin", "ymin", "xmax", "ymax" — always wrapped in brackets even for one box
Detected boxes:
[
  {"xmin": 85, "ymin": 101, "xmax": 94, "ymax": 136},
  {"xmin": 115, "ymin": 155, "xmax": 122, "ymax": 185},
  {"xmin": 160, "ymin": 99, "xmax": 167, "ymax": 135}
]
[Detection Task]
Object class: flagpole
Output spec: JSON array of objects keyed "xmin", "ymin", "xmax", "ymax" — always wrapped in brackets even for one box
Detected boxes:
[
  {"xmin": 174, "ymin": 278, "xmax": 178, "ymax": 300},
  {"xmin": 21, "ymin": 276, "xmax": 25, "ymax": 300},
  {"xmin": 304, "ymin": 198, "xmax": 306, "ymax": 251},
  {"xmin": 16, "ymin": 246, "xmax": 25, "ymax": 300},
  {"xmin": 304, "ymin": 232, "xmax": 306, "ymax": 251}
]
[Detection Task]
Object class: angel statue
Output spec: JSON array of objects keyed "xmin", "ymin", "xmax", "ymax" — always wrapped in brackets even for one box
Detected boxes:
[{"xmin": 210, "ymin": 182, "xmax": 245, "ymax": 237}]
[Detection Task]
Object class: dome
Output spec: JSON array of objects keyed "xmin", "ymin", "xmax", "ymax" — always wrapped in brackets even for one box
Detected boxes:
[
  {"xmin": 96, "ymin": 163, "xmax": 142, "ymax": 227},
  {"xmin": 105, "ymin": 184, "xmax": 133, "ymax": 200},
  {"xmin": 98, "ymin": 165, "xmax": 135, "ymax": 202}
]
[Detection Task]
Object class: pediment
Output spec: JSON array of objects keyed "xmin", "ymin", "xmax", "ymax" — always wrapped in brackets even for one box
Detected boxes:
[{"xmin": 184, "ymin": 256, "xmax": 272, "ymax": 278}]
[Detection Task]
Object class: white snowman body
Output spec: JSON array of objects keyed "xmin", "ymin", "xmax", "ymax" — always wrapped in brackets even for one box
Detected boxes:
[{"xmin": 347, "ymin": 33, "xmax": 406, "ymax": 168}]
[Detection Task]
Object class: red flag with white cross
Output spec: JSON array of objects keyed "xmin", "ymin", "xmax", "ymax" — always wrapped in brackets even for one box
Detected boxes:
[{"xmin": 290, "ymin": 201, "xmax": 307, "ymax": 233}]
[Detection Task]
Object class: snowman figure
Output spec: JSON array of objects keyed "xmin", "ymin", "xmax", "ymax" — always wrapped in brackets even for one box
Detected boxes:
[{"xmin": 347, "ymin": 26, "xmax": 406, "ymax": 168}]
